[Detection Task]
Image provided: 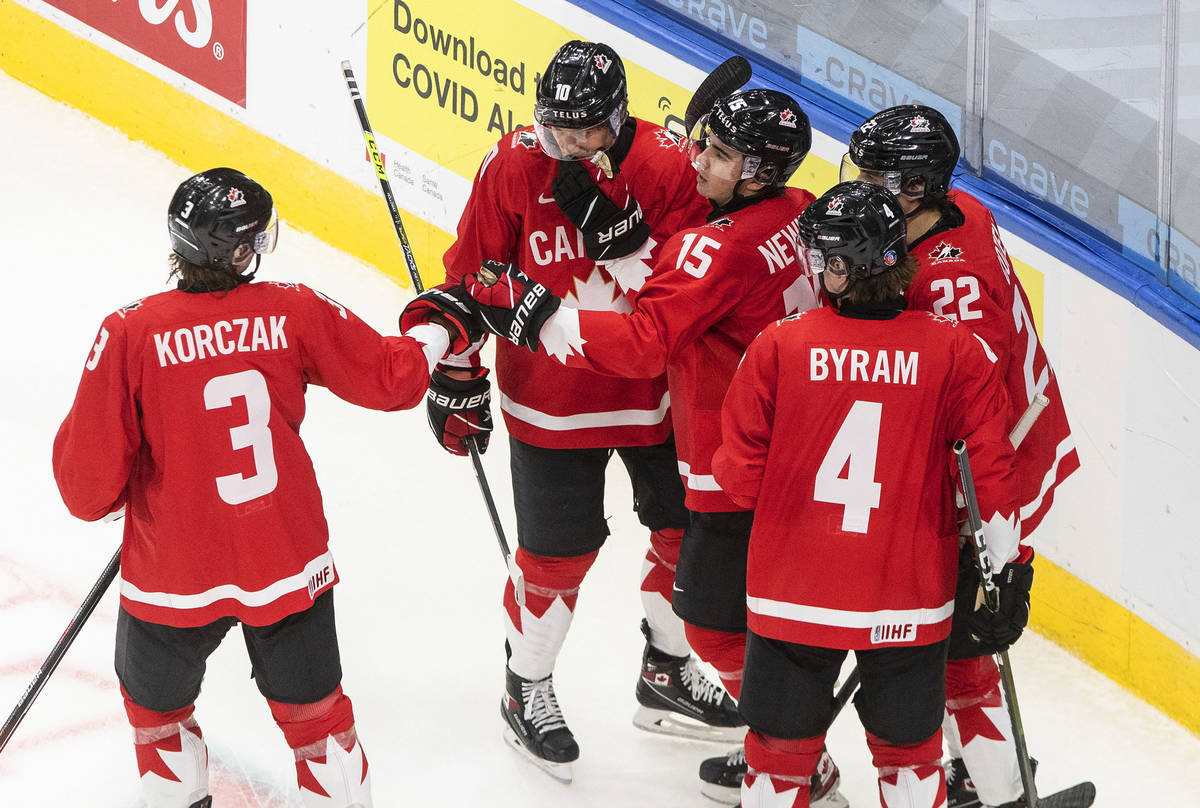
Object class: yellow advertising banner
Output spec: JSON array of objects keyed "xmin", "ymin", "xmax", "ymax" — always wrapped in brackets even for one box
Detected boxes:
[{"xmin": 367, "ymin": 0, "xmax": 697, "ymax": 181}]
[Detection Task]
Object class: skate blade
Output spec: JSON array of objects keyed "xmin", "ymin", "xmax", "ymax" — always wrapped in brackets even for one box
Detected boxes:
[
  {"xmin": 501, "ymin": 726, "xmax": 575, "ymax": 784},
  {"xmin": 632, "ymin": 706, "xmax": 746, "ymax": 743},
  {"xmin": 700, "ymin": 781, "xmax": 740, "ymax": 805}
]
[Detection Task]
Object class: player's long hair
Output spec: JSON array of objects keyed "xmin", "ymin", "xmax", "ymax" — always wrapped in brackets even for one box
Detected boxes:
[
  {"xmin": 842, "ymin": 254, "xmax": 918, "ymax": 307},
  {"xmin": 168, "ymin": 253, "xmax": 244, "ymax": 293}
]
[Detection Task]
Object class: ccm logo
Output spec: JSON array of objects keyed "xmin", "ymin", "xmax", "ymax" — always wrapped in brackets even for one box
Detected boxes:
[
  {"xmin": 137, "ymin": 0, "xmax": 215, "ymax": 49},
  {"xmin": 596, "ymin": 204, "xmax": 644, "ymax": 244}
]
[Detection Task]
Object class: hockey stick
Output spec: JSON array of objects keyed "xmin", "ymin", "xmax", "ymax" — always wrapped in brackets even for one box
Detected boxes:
[
  {"xmin": 0, "ymin": 545, "xmax": 120, "ymax": 756},
  {"xmin": 683, "ymin": 55, "xmax": 752, "ymax": 133},
  {"xmin": 340, "ymin": 60, "xmax": 524, "ymax": 604},
  {"xmin": 829, "ymin": 394, "xmax": 1052, "ymax": 721},
  {"xmin": 953, "ymin": 440, "xmax": 1038, "ymax": 808}
]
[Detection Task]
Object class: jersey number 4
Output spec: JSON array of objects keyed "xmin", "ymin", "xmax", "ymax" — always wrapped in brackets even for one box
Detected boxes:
[
  {"xmin": 815, "ymin": 400, "xmax": 882, "ymax": 533},
  {"xmin": 204, "ymin": 369, "xmax": 279, "ymax": 505}
]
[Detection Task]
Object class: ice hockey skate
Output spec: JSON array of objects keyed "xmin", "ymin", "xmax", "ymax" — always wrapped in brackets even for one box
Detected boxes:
[
  {"xmin": 699, "ymin": 744, "xmax": 849, "ymax": 806},
  {"xmin": 188, "ymin": 799, "xmax": 212, "ymax": 808},
  {"xmin": 501, "ymin": 665, "xmax": 578, "ymax": 783},
  {"xmin": 632, "ymin": 621, "xmax": 744, "ymax": 742}
]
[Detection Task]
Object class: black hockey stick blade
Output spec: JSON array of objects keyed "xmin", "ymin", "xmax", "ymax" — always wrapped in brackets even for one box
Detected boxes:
[
  {"xmin": 951, "ymin": 781, "xmax": 1095, "ymax": 808},
  {"xmin": 683, "ymin": 55, "xmax": 752, "ymax": 133},
  {"xmin": 1035, "ymin": 781, "xmax": 1095, "ymax": 808}
]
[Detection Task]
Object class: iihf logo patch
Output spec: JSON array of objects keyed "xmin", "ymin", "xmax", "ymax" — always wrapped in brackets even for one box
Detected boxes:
[
  {"xmin": 826, "ymin": 196, "xmax": 845, "ymax": 215},
  {"xmin": 909, "ymin": 115, "xmax": 931, "ymax": 133},
  {"xmin": 227, "ymin": 187, "xmax": 246, "ymax": 208},
  {"xmin": 778, "ymin": 108, "xmax": 798, "ymax": 128},
  {"xmin": 594, "ymin": 54, "xmax": 612, "ymax": 73}
]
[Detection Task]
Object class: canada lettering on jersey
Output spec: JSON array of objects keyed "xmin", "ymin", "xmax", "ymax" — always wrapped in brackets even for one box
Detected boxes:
[
  {"xmin": 153, "ymin": 316, "xmax": 288, "ymax": 367},
  {"xmin": 810, "ymin": 347, "xmax": 919, "ymax": 386},
  {"xmin": 528, "ymin": 226, "xmax": 587, "ymax": 266}
]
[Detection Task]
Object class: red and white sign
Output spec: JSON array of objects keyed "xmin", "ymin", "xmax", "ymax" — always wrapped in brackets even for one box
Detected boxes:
[{"xmin": 46, "ymin": 0, "xmax": 247, "ymax": 106}]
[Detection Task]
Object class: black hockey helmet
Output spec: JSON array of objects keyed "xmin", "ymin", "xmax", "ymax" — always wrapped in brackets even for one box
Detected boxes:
[
  {"xmin": 798, "ymin": 181, "xmax": 907, "ymax": 280},
  {"xmin": 842, "ymin": 105, "xmax": 960, "ymax": 201},
  {"xmin": 167, "ymin": 167, "xmax": 278, "ymax": 271},
  {"xmin": 692, "ymin": 88, "xmax": 811, "ymax": 188},
  {"xmin": 533, "ymin": 41, "xmax": 627, "ymax": 159}
]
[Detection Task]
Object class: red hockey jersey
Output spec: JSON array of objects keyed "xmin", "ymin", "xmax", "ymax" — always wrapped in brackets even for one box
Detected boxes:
[
  {"xmin": 53, "ymin": 282, "xmax": 432, "ymax": 628},
  {"xmin": 907, "ymin": 191, "xmax": 1078, "ymax": 536},
  {"xmin": 714, "ymin": 308, "xmax": 1018, "ymax": 649},
  {"xmin": 443, "ymin": 120, "xmax": 709, "ymax": 449},
  {"xmin": 537, "ymin": 188, "xmax": 819, "ymax": 510}
]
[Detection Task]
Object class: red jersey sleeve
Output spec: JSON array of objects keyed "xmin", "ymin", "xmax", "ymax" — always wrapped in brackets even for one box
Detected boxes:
[
  {"xmin": 53, "ymin": 314, "xmax": 139, "ymax": 521},
  {"xmin": 443, "ymin": 141, "xmax": 521, "ymax": 284},
  {"xmin": 293, "ymin": 285, "xmax": 431, "ymax": 411},
  {"xmin": 711, "ymin": 320, "xmax": 783, "ymax": 510}
]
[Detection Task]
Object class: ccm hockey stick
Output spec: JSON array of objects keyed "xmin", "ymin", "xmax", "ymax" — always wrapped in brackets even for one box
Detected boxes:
[
  {"xmin": 683, "ymin": 55, "xmax": 752, "ymax": 133},
  {"xmin": 829, "ymin": 393, "xmax": 1052, "ymax": 722},
  {"xmin": 0, "ymin": 545, "xmax": 120, "ymax": 756},
  {"xmin": 340, "ymin": 60, "xmax": 524, "ymax": 604},
  {"xmin": 954, "ymin": 440, "xmax": 1038, "ymax": 808}
]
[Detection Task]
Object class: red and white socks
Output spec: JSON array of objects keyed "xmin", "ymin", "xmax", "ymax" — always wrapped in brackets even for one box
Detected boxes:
[{"xmin": 268, "ymin": 686, "xmax": 372, "ymax": 808}]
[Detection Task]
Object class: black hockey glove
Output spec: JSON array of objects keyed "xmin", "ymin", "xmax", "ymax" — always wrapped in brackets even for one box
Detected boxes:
[
  {"xmin": 426, "ymin": 365, "xmax": 492, "ymax": 456},
  {"xmin": 551, "ymin": 158, "xmax": 651, "ymax": 262},
  {"xmin": 462, "ymin": 261, "xmax": 560, "ymax": 351},
  {"xmin": 399, "ymin": 283, "xmax": 484, "ymax": 356},
  {"xmin": 966, "ymin": 553, "xmax": 1035, "ymax": 654}
]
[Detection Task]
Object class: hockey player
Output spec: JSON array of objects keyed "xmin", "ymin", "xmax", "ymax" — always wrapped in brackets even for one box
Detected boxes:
[
  {"xmin": 450, "ymin": 88, "xmax": 845, "ymax": 807},
  {"xmin": 842, "ymin": 105, "xmax": 1079, "ymax": 808},
  {"xmin": 417, "ymin": 40, "xmax": 738, "ymax": 781},
  {"xmin": 52, "ymin": 168, "xmax": 475, "ymax": 808},
  {"xmin": 713, "ymin": 181, "xmax": 1020, "ymax": 808}
]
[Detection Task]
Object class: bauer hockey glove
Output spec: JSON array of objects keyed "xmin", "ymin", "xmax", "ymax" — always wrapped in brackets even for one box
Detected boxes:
[
  {"xmin": 551, "ymin": 158, "xmax": 651, "ymax": 262},
  {"xmin": 400, "ymin": 283, "xmax": 484, "ymax": 356},
  {"xmin": 462, "ymin": 261, "xmax": 560, "ymax": 351},
  {"xmin": 967, "ymin": 552, "xmax": 1035, "ymax": 654},
  {"xmin": 426, "ymin": 365, "xmax": 492, "ymax": 456}
]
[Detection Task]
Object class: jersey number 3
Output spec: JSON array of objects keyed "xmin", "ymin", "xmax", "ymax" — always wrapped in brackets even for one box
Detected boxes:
[
  {"xmin": 204, "ymin": 369, "xmax": 279, "ymax": 505},
  {"xmin": 815, "ymin": 400, "xmax": 883, "ymax": 533}
]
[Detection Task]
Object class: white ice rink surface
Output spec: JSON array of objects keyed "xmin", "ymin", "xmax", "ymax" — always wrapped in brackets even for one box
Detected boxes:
[{"xmin": 1, "ymin": 69, "xmax": 1198, "ymax": 807}]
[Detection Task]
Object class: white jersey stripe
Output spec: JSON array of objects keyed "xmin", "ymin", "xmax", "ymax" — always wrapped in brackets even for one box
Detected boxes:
[
  {"xmin": 121, "ymin": 551, "xmax": 335, "ymax": 610},
  {"xmin": 747, "ymin": 595, "xmax": 955, "ymax": 629},
  {"xmin": 499, "ymin": 390, "xmax": 670, "ymax": 431},
  {"xmin": 677, "ymin": 460, "xmax": 722, "ymax": 491},
  {"xmin": 1019, "ymin": 435, "xmax": 1076, "ymax": 522}
]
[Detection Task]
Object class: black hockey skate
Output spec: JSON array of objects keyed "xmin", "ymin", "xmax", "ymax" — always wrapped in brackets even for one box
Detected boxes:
[
  {"xmin": 946, "ymin": 756, "xmax": 1094, "ymax": 808},
  {"xmin": 501, "ymin": 666, "xmax": 578, "ymax": 783},
  {"xmin": 699, "ymin": 744, "xmax": 848, "ymax": 807},
  {"xmin": 188, "ymin": 798, "xmax": 212, "ymax": 808},
  {"xmin": 633, "ymin": 620, "xmax": 744, "ymax": 742}
]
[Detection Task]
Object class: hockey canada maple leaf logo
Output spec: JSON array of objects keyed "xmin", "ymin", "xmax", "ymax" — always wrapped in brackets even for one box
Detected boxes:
[
  {"xmin": 929, "ymin": 242, "xmax": 965, "ymax": 262},
  {"xmin": 227, "ymin": 187, "xmax": 246, "ymax": 208},
  {"xmin": 778, "ymin": 108, "xmax": 798, "ymax": 128},
  {"xmin": 594, "ymin": 54, "xmax": 612, "ymax": 73},
  {"xmin": 706, "ymin": 217, "xmax": 735, "ymax": 231},
  {"xmin": 516, "ymin": 130, "xmax": 539, "ymax": 150},
  {"xmin": 909, "ymin": 115, "xmax": 931, "ymax": 133},
  {"xmin": 826, "ymin": 196, "xmax": 845, "ymax": 215},
  {"xmin": 117, "ymin": 298, "xmax": 144, "ymax": 318},
  {"xmin": 654, "ymin": 129, "xmax": 686, "ymax": 150}
]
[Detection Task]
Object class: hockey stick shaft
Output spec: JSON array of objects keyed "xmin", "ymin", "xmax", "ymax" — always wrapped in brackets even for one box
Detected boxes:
[
  {"xmin": 0, "ymin": 546, "xmax": 121, "ymax": 757},
  {"xmin": 683, "ymin": 55, "xmax": 752, "ymax": 133},
  {"xmin": 340, "ymin": 61, "xmax": 523, "ymax": 601},
  {"xmin": 831, "ymin": 395, "xmax": 1052, "ymax": 719},
  {"xmin": 953, "ymin": 441, "xmax": 1038, "ymax": 807}
]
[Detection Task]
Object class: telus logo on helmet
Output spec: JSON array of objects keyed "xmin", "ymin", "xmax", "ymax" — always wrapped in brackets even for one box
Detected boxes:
[{"xmin": 44, "ymin": 0, "xmax": 247, "ymax": 106}]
